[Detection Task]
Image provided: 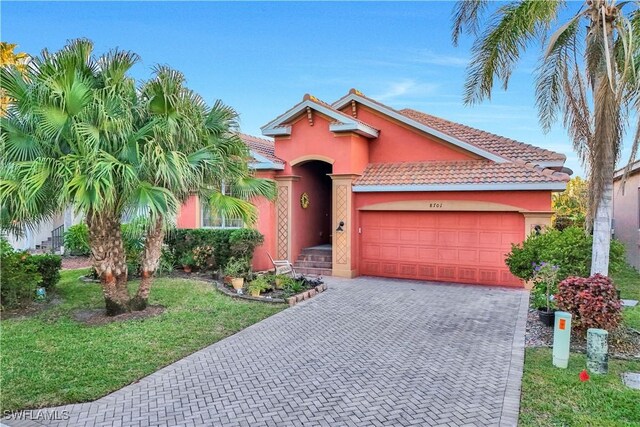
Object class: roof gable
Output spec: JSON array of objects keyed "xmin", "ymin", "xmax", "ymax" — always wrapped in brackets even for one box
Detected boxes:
[
  {"xmin": 261, "ymin": 94, "xmax": 379, "ymax": 138},
  {"xmin": 333, "ymin": 89, "xmax": 566, "ymax": 166}
]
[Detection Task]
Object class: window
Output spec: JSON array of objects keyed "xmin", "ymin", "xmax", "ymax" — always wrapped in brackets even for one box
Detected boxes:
[{"xmin": 201, "ymin": 184, "xmax": 244, "ymax": 229}]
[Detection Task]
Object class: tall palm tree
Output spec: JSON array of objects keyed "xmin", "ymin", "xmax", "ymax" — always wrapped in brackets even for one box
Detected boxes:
[
  {"xmin": 452, "ymin": 0, "xmax": 640, "ymax": 276},
  {"xmin": 1, "ymin": 39, "xmax": 275, "ymax": 314}
]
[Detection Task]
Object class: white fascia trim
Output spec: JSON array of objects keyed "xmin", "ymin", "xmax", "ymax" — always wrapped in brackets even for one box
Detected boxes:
[
  {"xmin": 329, "ymin": 122, "xmax": 380, "ymax": 138},
  {"xmin": 352, "ymin": 182, "xmax": 568, "ymax": 192},
  {"xmin": 250, "ymin": 162, "xmax": 284, "ymax": 170},
  {"xmin": 262, "ymin": 126, "xmax": 291, "ymax": 136},
  {"xmin": 536, "ymin": 160, "xmax": 566, "ymax": 168},
  {"xmin": 333, "ymin": 94, "xmax": 510, "ymax": 164},
  {"xmin": 261, "ymin": 99, "xmax": 378, "ymax": 138}
]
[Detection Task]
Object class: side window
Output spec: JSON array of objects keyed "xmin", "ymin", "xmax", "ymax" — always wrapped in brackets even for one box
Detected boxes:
[{"xmin": 201, "ymin": 183, "xmax": 244, "ymax": 229}]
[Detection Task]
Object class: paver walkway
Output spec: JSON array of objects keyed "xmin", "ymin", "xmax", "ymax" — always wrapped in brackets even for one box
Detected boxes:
[{"xmin": 4, "ymin": 277, "xmax": 528, "ymax": 427}]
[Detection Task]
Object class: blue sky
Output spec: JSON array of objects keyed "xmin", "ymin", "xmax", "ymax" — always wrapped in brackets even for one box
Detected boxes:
[{"xmin": 3, "ymin": 1, "xmax": 639, "ymax": 176}]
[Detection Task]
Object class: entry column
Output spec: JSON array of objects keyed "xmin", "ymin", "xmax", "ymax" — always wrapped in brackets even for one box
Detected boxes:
[
  {"xmin": 274, "ymin": 176, "xmax": 299, "ymax": 261},
  {"xmin": 330, "ymin": 174, "xmax": 359, "ymax": 278}
]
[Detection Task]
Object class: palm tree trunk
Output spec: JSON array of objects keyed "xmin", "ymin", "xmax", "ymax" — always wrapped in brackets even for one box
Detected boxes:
[
  {"xmin": 591, "ymin": 179, "xmax": 613, "ymax": 275},
  {"xmin": 86, "ymin": 210, "xmax": 130, "ymax": 315},
  {"xmin": 130, "ymin": 216, "xmax": 164, "ymax": 311},
  {"xmin": 587, "ymin": 8, "xmax": 618, "ymax": 277}
]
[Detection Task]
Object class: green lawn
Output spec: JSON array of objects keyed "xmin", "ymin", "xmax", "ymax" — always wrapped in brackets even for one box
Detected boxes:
[
  {"xmin": 0, "ymin": 269, "xmax": 286, "ymax": 412},
  {"xmin": 613, "ymin": 263, "xmax": 640, "ymax": 330},
  {"xmin": 519, "ymin": 348, "xmax": 640, "ymax": 426},
  {"xmin": 519, "ymin": 264, "xmax": 640, "ymax": 426}
]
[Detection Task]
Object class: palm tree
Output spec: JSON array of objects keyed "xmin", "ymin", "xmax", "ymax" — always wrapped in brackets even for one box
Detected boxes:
[
  {"xmin": 452, "ymin": 0, "xmax": 640, "ymax": 276},
  {"xmin": 127, "ymin": 68, "xmax": 275, "ymax": 310},
  {"xmin": 1, "ymin": 39, "xmax": 275, "ymax": 314}
]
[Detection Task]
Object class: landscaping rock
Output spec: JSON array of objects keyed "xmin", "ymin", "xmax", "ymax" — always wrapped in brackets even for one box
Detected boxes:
[{"xmin": 622, "ymin": 372, "xmax": 640, "ymax": 389}]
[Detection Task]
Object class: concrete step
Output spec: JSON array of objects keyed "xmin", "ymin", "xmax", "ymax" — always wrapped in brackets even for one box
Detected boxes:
[
  {"xmin": 296, "ymin": 254, "xmax": 332, "ymax": 263},
  {"xmin": 295, "ymin": 266, "xmax": 332, "ymax": 276},
  {"xmin": 299, "ymin": 248, "xmax": 332, "ymax": 256},
  {"xmin": 294, "ymin": 260, "xmax": 332, "ymax": 269}
]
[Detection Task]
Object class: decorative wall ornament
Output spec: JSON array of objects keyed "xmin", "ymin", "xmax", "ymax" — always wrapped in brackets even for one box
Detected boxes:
[
  {"xmin": 306, "ymin": 106, "xmax": 314, "ymax": 126},
  {"xmin": 300, "ymin": 192, "xmax": 310, "ymax": 209}
]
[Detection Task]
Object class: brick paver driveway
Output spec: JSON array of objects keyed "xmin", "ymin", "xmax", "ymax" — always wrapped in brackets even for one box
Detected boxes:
[{"xmin": 5, "ymin": 277, "xmax": 528, "ymax": 427}]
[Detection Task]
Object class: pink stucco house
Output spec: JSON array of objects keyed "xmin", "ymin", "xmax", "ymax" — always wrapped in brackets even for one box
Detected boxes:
[
  {"xmin": 613, "ymin": 160, "xmax": 640, "ymax": 270},
  {"xmin": 177, "ymin": 89, "xmax": 570, "ymax": 287}
]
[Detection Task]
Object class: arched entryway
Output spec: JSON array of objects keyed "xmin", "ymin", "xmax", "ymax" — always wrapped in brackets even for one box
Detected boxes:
[{"xmin": 289, "ymin": 160, "xmax": 333, "ymax": 270}]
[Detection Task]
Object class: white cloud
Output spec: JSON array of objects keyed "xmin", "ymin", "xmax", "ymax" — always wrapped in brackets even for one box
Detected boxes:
[
  {"xmin": 372, "ymin": 79, "xmax": 439, "ymax": 101},
  {"xmin": 411, "ymin": 49, "xmax": 469, "ymax": 67}
]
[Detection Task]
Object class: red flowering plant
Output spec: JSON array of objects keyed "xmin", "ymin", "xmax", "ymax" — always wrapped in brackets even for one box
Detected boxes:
[{"xmin": 555, "ymin": 274, "xmax": 622, "ymax": 333}]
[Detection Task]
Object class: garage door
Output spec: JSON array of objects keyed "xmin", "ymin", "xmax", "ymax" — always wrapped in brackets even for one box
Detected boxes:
[{"xmin": 359, "ymin": 211, "xmax": 523, "ymax": 286}]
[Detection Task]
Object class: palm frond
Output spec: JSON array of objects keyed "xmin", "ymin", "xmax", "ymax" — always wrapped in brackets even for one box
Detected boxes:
[
  {"xmin": 452, "ymin": 0, "xmax": 490, "ymax": 46},
  {"xmin": 464, "ymin": 0, "xmax": 562, "ymax": 104}
]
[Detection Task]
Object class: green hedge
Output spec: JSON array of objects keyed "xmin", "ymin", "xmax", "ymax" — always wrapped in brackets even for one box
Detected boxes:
[
  {"xmin": 28, "ymin": 254, "xmax": 62, "ymax": 290},
  {"xmin": 167, "ymin": 228, "xmax": 263, "ymax": 270},
  {"xmin": 0, "ymin": 238, "xmax": 62, "ymax": 309},
  {"xmin": 505, "ymin": 227, "xmax": 626, "ymax": 282}
]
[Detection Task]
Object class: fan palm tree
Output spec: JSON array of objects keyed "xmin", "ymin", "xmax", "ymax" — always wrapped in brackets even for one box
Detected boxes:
[
  {"xmin": 127, "ymin": 68, "xmax": 275, "ymax": 310},
  {"xmin": 1, "ymin": 39, "xmax": 275, "ymax": 314},
  {"xmin": 452, "ymin": 0, "xmax": 640, "ymax": 276}
]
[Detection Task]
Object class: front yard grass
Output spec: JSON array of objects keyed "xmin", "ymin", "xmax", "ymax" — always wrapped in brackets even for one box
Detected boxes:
[
  {"xmin": 519, "ymin": 264, "xmax": 640, "ymax": 426},
  {"xmin": 0, "ymin": 269, "xmax": 286, "ymax": 412},
  {"xmin": 519, "ymin": 348, "xmax": 640, "ymax": 426},
  {"xmin": 614, "ymin": 263, "xmax": 640, "ymax": 330}
]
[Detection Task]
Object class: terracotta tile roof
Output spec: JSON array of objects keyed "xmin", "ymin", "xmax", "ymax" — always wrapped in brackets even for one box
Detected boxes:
[
  {"xmin": 398, "ymin": 108, "xmax": 566, "ymax": 163},
  {"xmin": 239, "ymin": 133, "xmax": 283, "ymax": 165},
  {"xmin": 354, "ymin": 160, "xmax": 570, "ymax": 187}
]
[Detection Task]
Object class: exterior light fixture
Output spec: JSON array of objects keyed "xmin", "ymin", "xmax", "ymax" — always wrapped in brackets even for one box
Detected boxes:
[{"xmin": 336, "ymin": 221, "xmax": 345, "ymax": 232}]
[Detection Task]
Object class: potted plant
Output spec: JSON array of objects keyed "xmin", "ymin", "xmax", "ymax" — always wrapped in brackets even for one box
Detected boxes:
[
  {"xmin": 531, "ymin": 262, "xmax": 559, "ymax": 327},
  {"xmin": 224, "ymin": 257, "xmax": 249, "ymax": 290},
  {"xmin": 179, "ymin": 252, "xmax": 195, "ymax": 273},
  {"xmin": 247, "ymin": 275, "xmax": 271, "ymax": 297}
]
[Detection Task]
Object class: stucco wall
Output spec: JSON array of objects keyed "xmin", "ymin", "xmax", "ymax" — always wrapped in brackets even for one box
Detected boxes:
[
  {"xmin": 613, "ymin": 174, "xmax": 640, "ymax": 269},
  {"xmin": 275, "ymin": 114, "xmax": 370, "ymax": 175},
  {"xmin": 340, "ymin": 105, "xmax": 478, "ymax": 163}
]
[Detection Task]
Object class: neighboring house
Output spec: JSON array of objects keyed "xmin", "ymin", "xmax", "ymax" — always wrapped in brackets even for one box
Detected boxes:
[
  {"xmin": 4, "ymin": 207, "xmax": 82, "ymax": 253},
  {"xmin": 613, "ymin": 159, "xmax": 640, "ymax": 270},
  {"xmin": 178, "ymin": 89, "xmax": 570, "ymax": 287}
]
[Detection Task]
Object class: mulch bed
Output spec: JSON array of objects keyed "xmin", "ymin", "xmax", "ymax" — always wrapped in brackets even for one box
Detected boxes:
[
  {"xmin": 61, "ymin": 256, "xmax": 92, "ymax": 270},
  {"xmin": 72, "ymin": 305, "xmax": 165, "ymax": 326},
  {"xmin": 525, "ymin": 308, "xmax": 640, "ymax": 360},
  {"xmin": 1, "ymin": 297, "xmax": 63, "ymax": 320}
]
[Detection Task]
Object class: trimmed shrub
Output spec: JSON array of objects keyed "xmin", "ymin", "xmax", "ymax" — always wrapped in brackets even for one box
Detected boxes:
[
  {"xmin": 1, "ymin": 251, "xmax": 41, "ymax": 309},
  {"xmin": 64, "ymin": 224, "xmax": 90, "ymax": 256},
  {"xmin": 28, "ymin": 254, "xmax": 62, "ymax": 290},
  {"xmin": 167, "ymin": 228, "xmax": 264, "ymax": 271},
  {"xmin": 229, "ymin": 228, "xmax": 264, "ymax": 260},
  {"xmin": 555, "ymin": 274, "xmax": 622, "ymax": 332},
  {"xmin": 505, "ymin": 227, "xmax": 625, "ymax": 282}
]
